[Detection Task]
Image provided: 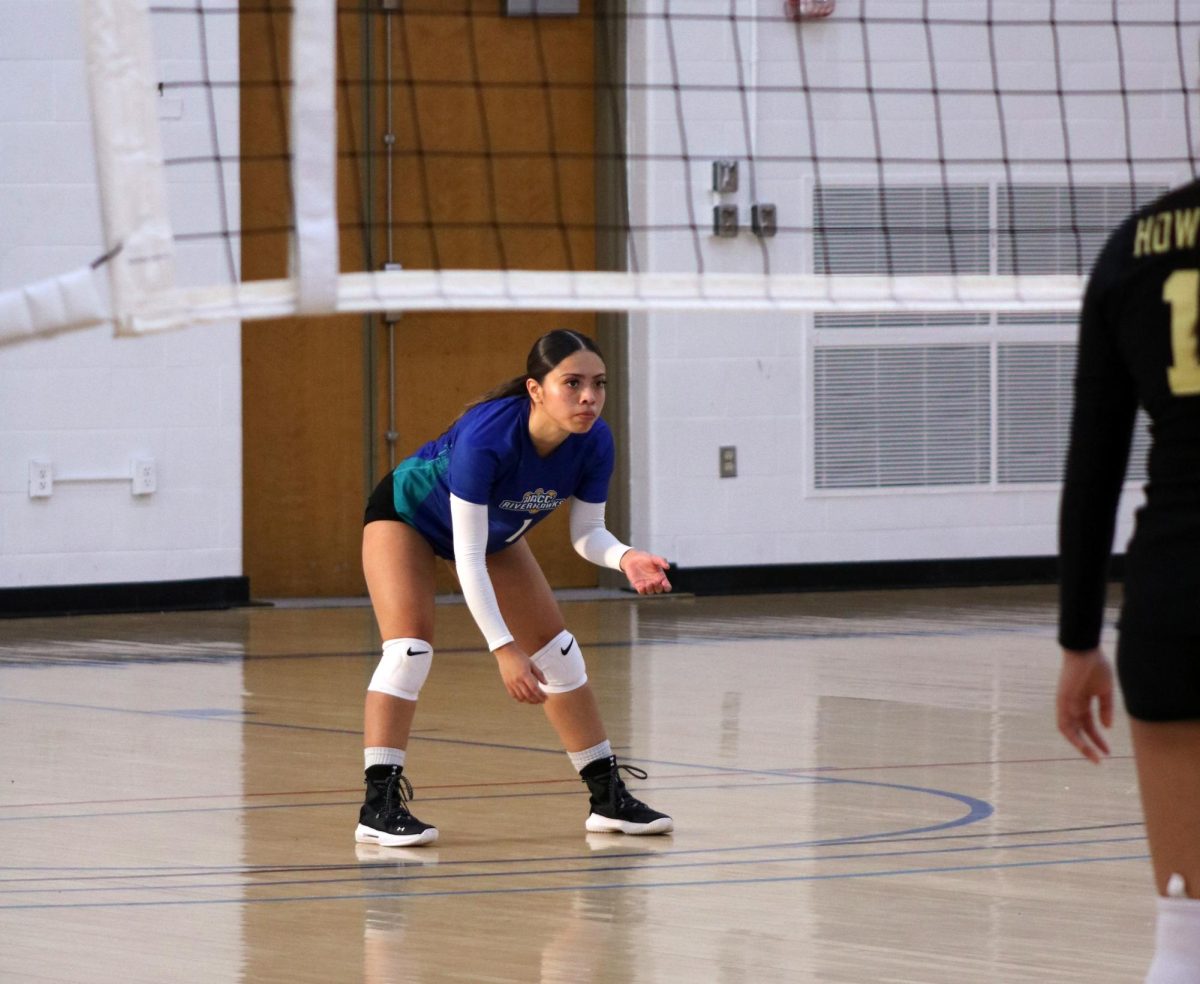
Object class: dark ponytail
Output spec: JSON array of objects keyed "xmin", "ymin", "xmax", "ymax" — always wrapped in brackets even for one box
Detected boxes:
[{"xmin": 461, "ymin": 329, "xmax": 604, "ymax": 414}]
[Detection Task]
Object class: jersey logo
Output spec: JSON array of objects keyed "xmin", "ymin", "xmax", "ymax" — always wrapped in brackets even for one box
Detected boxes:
[
  {"xmin": 406, "ymin": 647, "xmax": 430, "ymax": 657},
  {"xmin": 498, "ymin": 488, "xmax": 566, "ymax": 514},
  {"xmin": 560, "ymin": 636, "xmax": 574, "ymax": 656}
]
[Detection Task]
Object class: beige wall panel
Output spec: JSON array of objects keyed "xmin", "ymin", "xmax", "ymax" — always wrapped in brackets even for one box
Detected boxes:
[{"xmin": 242, "ymin": 4, "xmax": 372, "ymax": 599}]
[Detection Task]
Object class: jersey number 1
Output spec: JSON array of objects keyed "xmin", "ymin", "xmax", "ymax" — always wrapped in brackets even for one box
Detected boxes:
[{"xmin": 1164, "ymin": 269, "xmax": 1200, "ymax": 395}]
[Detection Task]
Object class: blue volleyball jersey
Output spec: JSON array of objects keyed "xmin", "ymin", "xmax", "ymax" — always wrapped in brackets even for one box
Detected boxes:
[{"xmin": 389, "ymin": 396, "xmax": 614, "ymax": 559}]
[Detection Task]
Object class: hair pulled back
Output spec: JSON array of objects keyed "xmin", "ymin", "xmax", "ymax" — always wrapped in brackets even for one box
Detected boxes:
[{"xmin": 465, "ymin": 329, "xmax": 604, "ymax": 411}]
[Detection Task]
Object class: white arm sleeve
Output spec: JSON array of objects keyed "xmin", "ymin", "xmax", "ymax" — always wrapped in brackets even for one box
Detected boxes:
[
  {"xmin": 449, "ymin": 493, "xmax": 514, "ymax": 651},
  {"xmin": 569, "ymin": 497, "xmax": 632, "ymax": 571}
]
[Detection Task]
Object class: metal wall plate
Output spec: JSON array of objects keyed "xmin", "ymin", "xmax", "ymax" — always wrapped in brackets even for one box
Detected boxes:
[
  {"xmin": 751, "ymin": 203, "xmax": 777, "ymax": 238},
  {"xmin": 712, "ymin": 159, "xmax": 739, "ymax": 194},
  {"xmin": 713, "ymin": 204, "xmax": 739, "ymax": 237},
  {"xmin": 719, "ymin": 446, "xmax": 737, "ymax": 478}
]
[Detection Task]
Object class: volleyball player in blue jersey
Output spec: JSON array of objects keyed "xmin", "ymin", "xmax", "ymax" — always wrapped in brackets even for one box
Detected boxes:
[
  {"xmin": 1058, "ymin": 181, "xmax": 1200, "ymax": 980},
  {"xmin": 356, "ymin": 329, "xmax": 673, "ymax": 847}
]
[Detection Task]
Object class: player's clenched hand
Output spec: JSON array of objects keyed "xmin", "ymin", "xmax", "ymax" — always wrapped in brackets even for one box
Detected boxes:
[
  {"xmin": 620, "ymin": 550, "xmax": 672, "ymax": 595},
  {"xmin": 494, "ymin": 645, "xmax": 548, "ymax": 704},
  {"xmin": 1056, "ymin": 647, "xmax": 1114, "ymax": 764}
]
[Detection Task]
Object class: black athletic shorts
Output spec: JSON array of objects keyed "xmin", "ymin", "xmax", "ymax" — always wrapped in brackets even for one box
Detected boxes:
[
  {"xmin": 364, "ymin": 472, "xmax": 401, "ymax": 525},
  {"xmin": 1117, "ymin": 626, "xmax": 1200, "ymax": 721},
  {"xmin": 1115, "ymin": 510, "xmax": 1200, "ymax": 721}
]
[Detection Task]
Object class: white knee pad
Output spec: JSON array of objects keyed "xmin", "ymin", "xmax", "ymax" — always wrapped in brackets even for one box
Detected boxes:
[
  {"xmin": 368, "ymin": 638, "xmax": 433, "ymax": 701},
  {"xmin": 530, "ymin": 629, "xmax": 588, "ymax": 694}
]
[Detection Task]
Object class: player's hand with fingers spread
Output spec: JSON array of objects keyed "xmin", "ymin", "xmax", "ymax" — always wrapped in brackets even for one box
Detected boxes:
[
  {"xmin": 619, "ymin": 550, "xmax": 672, "ymax": 595},
  {"xmin": 1056, "ymin": 646, "xmax": 1114, "ymax": 764},
  {"xmin": 494, "ymin": 644, "xmax": 548, "ymax": 704}
]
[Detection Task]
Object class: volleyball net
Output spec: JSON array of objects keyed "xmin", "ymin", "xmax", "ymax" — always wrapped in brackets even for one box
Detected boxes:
[{"xmin": 2, "ymin": 0, "xmax": 1198, "ymax": 344}]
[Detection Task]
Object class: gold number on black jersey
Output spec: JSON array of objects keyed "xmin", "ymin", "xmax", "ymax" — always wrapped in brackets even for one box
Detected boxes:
[{"xmin": 1164, "ymin": 269, "xmax": 1200, "ymax": 395}]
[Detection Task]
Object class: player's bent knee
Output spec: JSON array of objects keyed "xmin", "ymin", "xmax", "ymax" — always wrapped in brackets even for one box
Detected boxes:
[
  {"xmin": 530, "ymin": 629, "xmax": 588, "ymax": 694},
  {"xmin": 368, "ymin": 638, "xmax": 433, "ymax": 701}
]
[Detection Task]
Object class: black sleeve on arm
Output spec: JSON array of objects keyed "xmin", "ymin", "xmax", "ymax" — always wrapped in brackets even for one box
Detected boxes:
[{"xmin": 1057, "ymin": 249, "xmax": 1139, "ymax": 651}]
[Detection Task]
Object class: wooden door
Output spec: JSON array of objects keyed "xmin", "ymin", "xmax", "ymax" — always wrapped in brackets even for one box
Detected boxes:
[{"xmin": 241, "ymin": 2, "xmax": 600, "ymax": 597}]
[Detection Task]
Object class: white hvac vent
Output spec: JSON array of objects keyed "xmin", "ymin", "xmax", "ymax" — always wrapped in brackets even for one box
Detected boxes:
[
  {"xmin": 814, "ymin": 312, "xmax": 990, "ymax": 331},
  {"xmin": 814, "ymin": 345, "xmax": 990, "ymax": 489},
  {"xmin": 996, "ymin": 183, "xmax": 1168, "ymax": 276},
  {"xmin": 813, "ymin": 184, "xmax": 990, "ymax": 276},
  {"xmin": 998, "ymin": 344, "xmax": 1076, "ymax": 483},
  {"xmin": 999, "ymin": 342, "xmax": 1150, "ymax": 485},
  {"xmin": 997, "ymin": 311, "xmax": 1078, "ymax": 327}
]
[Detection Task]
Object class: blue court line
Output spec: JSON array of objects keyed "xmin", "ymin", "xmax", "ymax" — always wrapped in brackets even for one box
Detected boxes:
[
  {"xmin": 0, "ymin": 689, "xmax": 1008, "ymax": 792},
  {"xmin": 1, "ymin": 769, "xmax": 991, "ymax": 846},
  {"xmin": 0, "ymin": 776, "xmax": 846, "ymax": 824},
  {"xmin": 1, "ymin": 669, "xmax": 1016, "ymax": 868},
  {"xmin": 0, "ymin": 695, "xmax": 364, "ymax": 736},
  {"xmin": 0, "ymin": 768, "xmax": 994, "ymax": 880},
  {"xmin": 0, "ymin": 833, "xmax": 1147, "ymax": 898},
  {"xmin": 0, "ymin": 691, "xmax": 997, "ymax": 853},
  {"xmin": 0, "ymin": 852, "xmax": 1149, "ymax": 911},
  {"xmin": 0, "ymin": 775, "xmax": 883, "ymax": 824}
]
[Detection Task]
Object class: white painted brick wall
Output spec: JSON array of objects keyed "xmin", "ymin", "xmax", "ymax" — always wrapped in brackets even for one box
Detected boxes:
[
  {"xmin": 0, "ymin": 0, "xmax": 241, "ymax": 589},
  {"xmin": 4, "ymin": 1, "xmax": 1193, "ymax": 590},
  {"xmin": 624, "ymin": 0, "xmax": 1194, "ymax": 569}
]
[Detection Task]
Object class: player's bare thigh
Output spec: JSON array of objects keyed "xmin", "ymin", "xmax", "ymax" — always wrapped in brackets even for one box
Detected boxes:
[{"xmin": 362, "ymin": 520, "xmax": 438, "ymax": 641}]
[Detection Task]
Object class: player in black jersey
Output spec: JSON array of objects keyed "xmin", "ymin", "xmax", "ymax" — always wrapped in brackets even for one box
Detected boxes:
[{"xmin": 1058, "ymin": 178, "xmax": 1200, "ymax": 980}]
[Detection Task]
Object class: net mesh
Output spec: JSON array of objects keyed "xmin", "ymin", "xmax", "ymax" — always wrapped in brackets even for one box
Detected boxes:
[{"xmin": 9, "ymin": 0, "xmax": 1200, "ymax": 339}]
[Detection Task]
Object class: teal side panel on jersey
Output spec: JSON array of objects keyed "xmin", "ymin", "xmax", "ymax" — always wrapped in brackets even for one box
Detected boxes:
[{"xmin": 392, "ymin": 450, "xmax": 450, "ymax": 521}]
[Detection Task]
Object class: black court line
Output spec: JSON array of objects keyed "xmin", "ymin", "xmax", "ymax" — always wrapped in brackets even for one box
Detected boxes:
[
  {"xmin": 0, "ymin": 834, "xmax": 1148, "ymax": 899},
  {"xmin": 0, "ymin": 853, "xmax": 1150, "ymax": 911},
  {"xmin": 0, "ymin": 820, "xmax": 1146, "ymax": 880},
  {"xmin": 0, "ymin": 619, "xmax": 1069, "ymax": 668}
]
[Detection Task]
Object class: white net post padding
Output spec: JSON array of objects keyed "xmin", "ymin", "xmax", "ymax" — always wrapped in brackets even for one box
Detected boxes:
[
  {"xmin": 0, "ymin": 266, "xmax": 110, "ymax": 345},
  {"xmin": 82, "ymin": 0, "xmax": 185, "ymax": 336},
  {"xmin": 290, "ymin": 0, "xmax": 340, "ymax": 314}
]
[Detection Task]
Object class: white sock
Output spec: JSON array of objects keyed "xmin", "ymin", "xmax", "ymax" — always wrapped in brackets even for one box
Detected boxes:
[
  {"xmin": 1145, "ymin": 894, "xmax": 1200, "ymax": 983},
  {"xmin": 364, "ymin": 746, "xmax": 405, "ymax": 770},
  {"xmin": 568, "ymin": 740, "xmax": 612, "ymax": 773}
]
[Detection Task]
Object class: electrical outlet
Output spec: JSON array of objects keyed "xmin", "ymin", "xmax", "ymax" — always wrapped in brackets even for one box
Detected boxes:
[
  {"xmin": 131, "ymin": 458, "xmax": 157, "ymax": 495},
  {"xmin": 719, "ymin": 446, "xmax": 737, "ymax": 478},
  {"xmin": 713, "ymin": 204, "xmax": 739, "ymax": 238},
  {"xmin": 28, "ymin": 461, "xmax": 53, "ymax": 498},
  {"xmin": 751, "ymin": 203, "xmax": 778, "ymax": 238}
]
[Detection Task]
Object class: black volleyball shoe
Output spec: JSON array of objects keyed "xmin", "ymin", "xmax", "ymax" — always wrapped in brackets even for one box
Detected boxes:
[
  {"xmin": 580, "ymin": 756, "xmax": 673, "ymax": 835},
  {"xmin": 355, "ymin": 765, "xmax": 439, "ymax": 847}
]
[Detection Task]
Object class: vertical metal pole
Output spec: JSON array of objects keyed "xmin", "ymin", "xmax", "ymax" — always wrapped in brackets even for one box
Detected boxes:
[
  {"xmin": 384, "ymin": 5, "xmax": 400, "ymax": 469},
  {"xmin": 362, "ymin": 4, "xmax": 377, "ymax": 494}
]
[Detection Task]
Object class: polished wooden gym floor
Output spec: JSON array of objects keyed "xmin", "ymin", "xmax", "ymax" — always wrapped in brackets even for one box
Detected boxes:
[{"xmin": 0, "ymin": 585, "xmax": 1153, "ymax": 983}]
